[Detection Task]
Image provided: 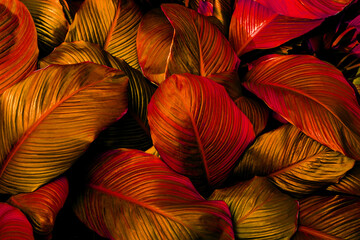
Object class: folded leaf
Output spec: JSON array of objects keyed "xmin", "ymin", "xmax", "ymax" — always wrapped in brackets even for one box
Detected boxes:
[
  {"xmin": 293, "ymin": 195, "xmax": 360, "ymax": 239},
  {"xmin": 148, "ymin": 73, "xmax": 255, "ymax": 193},
  {"xmin": 253, "ymin": 0, "xmax": 353, "ymax": 19},
  {"xmin": 0, "ymin": 0, "xmax": 38, "ymax": 94},
  {"xmin": 209, "ymin": 177, "xmax": 298, "ymax": 239},
  {"xmin": 327, "ymin": 162, "xmax": 360, "ymax": 196},
  {"xmin": 243, "ymin": 54, "xmax": 360, "ymax": 161},
  {"xmin": 7, "ymin": 176, "xmax": 69, "ymax": 236},
  {"xmin": 20, "ymin": 0, "xmax": 69, "ymax": 56},
  {"xmin": 65, "ymin": 0, "xmax": 142, "ymax": 69},
  {"xmin": 229, "ymin": 0, "xmax": 323, "ymax": 56},
  {"xmin": 0, "ymin": 63, "xmax": 128, "ymax": 194},
  {"xmin": 74, "ymin": 149, "xmax": 234, "ymax": 240},
  {"xmin": 234, "ymin": 96, "xmax": 269, "ymax": 135},
  {"xmin": 234, "ymin": 124, "xmax": 355, "ymax": 196},
  {"xmin": 0, "ymin": 203, "xmax": 34, "ymax": 240}
]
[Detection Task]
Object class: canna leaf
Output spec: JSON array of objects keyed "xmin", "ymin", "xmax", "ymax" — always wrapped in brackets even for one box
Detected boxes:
[
  {"xmin": 0, "ymin": 63, "xmax": 128, "ymax": 194},
  {"xmin": 0, "ymin": 0, "xmax": 38, "ymax": 94},
  {"xmin": 39, "ymin": 41, "xmax": 156, "ymax": 150},
  {"xmin": 74, "ymin": 149, "xmax": 234, "ymax": 240},
  {"xmin": 229, "ymin": 0, "xmax": 323, "ymax": 56},
  {"xmin": 233, "ymin": 124, "xmax": 355, "ymax": 196},
  {"xmin": 209, "ymin": 177, "xmax": 298, "ymax": 240},
  {"xmin": 65, "ymin": 0, "xmax": 142, "ymax": 69},
  {"xmin": 148, "ymin": 73, "xmax": 255, "ymax": 194},
  {"xmin": 20, "ymin": 0, "xmax": 69, "ymax": 56},
  {"xmin": 293, "ymin": 195, "xmax": 360, "ymax": 239},
  {"xmin": 253, "ymin": 0, "xmax": 353, "ymax": 19},
  {"xmin": 327, "ymin": 162, "xmax": 360, "ymax": 196},
  {"xmin": 7, "ymin": 176, "xmax": 69, "ymax": 236},
  {"xmin": 243, "ymin": 54, "xmax": 360, "ymax": 161},
  {"xmin": 0, "ymin": 203, "xmax": 34, "ymax": 240}
]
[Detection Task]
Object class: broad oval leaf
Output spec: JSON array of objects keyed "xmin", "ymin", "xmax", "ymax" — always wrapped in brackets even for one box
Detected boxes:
[
  {"xmin": 0, "ymin": 203, "xmax": 34, "ymax": 240},
  {"xmin": 209, "ymin": 177, "xmax": 298, "ymax": 239},
  {"xmin": 327, "ymin": 162, "xmax": 360, "ymax": 197},
  {"xmin": 233, "ymin": 124, "xmax": 355, "ymax": 196},
  {"xmin": 74, "ymin": 149, "xmax": 234, "ymax": 240},
  {"xmin": 293, "ymin": 195, "xmax": 360, "ymax": 239},
  {"xmin": 0, "ymin": 63, "xmax": 128, "ymax": 194},
  {"xmin": 65, "ymin": 0, "xmax": 142, "ymax": 69},
  {"xmin": 229, "ymin": 0, "xmax": 323, "ymax": 56},
  {"xmin": 148, "ymin": 73, "xmax": 255, "ymax": 194},
  {"xmin": 253, "ymin": 0, "xmax": 353, "ymax": 19},
  {"xmin": 39, "ymin": 41, "xmax": 156, "ymax": 150},
  {"xmin": 7, "ymin": 176, "xmax": 69, "ymax": 236},
  {"xmin": 0, "ymin": 0, "xmax": 38, "ymax": 94},
  {"xmin": 243, "ymin": 54, "xmax": 360, "ymax": 161},
  {"xmin": 20, "ymin": 0, "xmax": 69, "ymax": 56}
]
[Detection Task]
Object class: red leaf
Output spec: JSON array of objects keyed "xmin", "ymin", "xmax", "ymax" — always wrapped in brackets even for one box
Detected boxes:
[
  {"xmin": 148, "ymin": 73, "xmax": 255, "ymax": 193},
  {"xmin": 229, "ymin": 0, "xmax": 323, "ymax": 56},
  {"xmin": 0, "ymin": 203, "xmax": 34, "ymax": 240},
  {"xmin": 243, "ymin": 54, "xmax": 360, "ymax": 160},
  {"xmin": 0, "ymin": 0, "xmax": 38, "ymax": 94},
  {"xmin": 7, "ymin": 177, "xmax": 69, "ymax": 236},
  {"xmin": 253, "ymin": 0, "xmax": 353, "ymax": 19},
  {"xmin": 74, "ymin": 149, "xmax": 234, "ymax": 239}
]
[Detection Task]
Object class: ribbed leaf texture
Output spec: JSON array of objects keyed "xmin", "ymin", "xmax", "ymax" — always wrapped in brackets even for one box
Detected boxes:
[
  {"xmin": 74, "ymin": 149, "xmax": 235, "ymax": 240},
  {"xmin": 20, "ymin": 0, "xmax": 69, "ymax": 56},
  {"xmin": 234, "ymin": 124, "xmax": 355, "ymax": 197},
  {"xmin": 229, "ymin": 0, "xmax": 323, "ymax": 56},
  {"xmin": 0, "ymin": 0, "xmax": 38, "ymax": 94},
  {"xmin": 7, "ymin": 176, "xmax": 69, "ymax": 236},
  {"xmin": 0, "ymin": 63, "xmax": 128, "ymax": 194},
  {"xmin": 0, "ymin": 203, "xmax": 34, "ymax": 240},
  {"xmin": 243, "ymin": 54, "xmax": 360, "ymax": 161},
  {"xmin": 65, "ymin": 0, "xmax": 142, "ymax": 69},
  {"xmin": 253, "ymin": 0, "xmax": 353, "ymax": 19},
  {"xmin": 148, "ymin": 73, "xmax": 255, "ymax": 194},
  {"xmin": 209, "ymin": 177, "xmax": 299, "ymax": 239},
  {"xmin": 327, "ymin": 163, "xmax": 360, "ymax": 196},
  {"xmin": 293, "ymin": 195, "xmax": 360, "ymax": 239}
]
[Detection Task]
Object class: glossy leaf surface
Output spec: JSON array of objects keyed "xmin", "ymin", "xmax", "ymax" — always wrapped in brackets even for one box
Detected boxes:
[
  {"xmin": 0, "ymin": 203, "xmax": 34, "ymax": 240},
  {"xmin": 65, "ymin": 0, "xmax": 142, "ymax": 69},
  {"xmin": 0, "ymin": 63, "xmax": 128, "ymax": 194},
  {"xmin": 294, "ymin": 195, "xmax": 360, "ymax": 239},
  {"xmin": 148, "ymin": 73, "xmax": 255, "ymax": 193},
  {"xmin": 7, "ymin": 176, "xmax": 69, "ymax": 236},
  {"xmin": 229, "ymin": 0, "xmax": 323, "ymax": 56},
  {"xmin": 244, "ymin": 54, "xmax": 360, "ymax": 161},
  {"xmin": 327, "ymin": 163, "xmax": 360, "ymax": 196},
  {"xmin": 74, "ymin": 149, "xmax": 234, "ymax": 240},
  {"xmin": 209, "ymin": 177, "xmax": 298, "ymax": 239},
  {"xmin": 234, "ymin": 124, "xmax": 355, "ymax": 196},
  {"xmin": 254, "ymin": 0, "xmax": 353, "ymax": 19},
  {"xmin": 20, "ymin": 0, "xmax": 69, "ymax": 56},
  {"xmin": 0, "ymin": 0, "xmax": 38, "ymax": 94}
]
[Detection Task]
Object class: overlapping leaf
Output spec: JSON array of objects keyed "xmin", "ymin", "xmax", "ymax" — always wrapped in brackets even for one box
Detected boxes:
[
  {"xmin": 0, "ymin": 203, "xmax": 34, "ymax": 240},
  {"xmin": 148, "ymin": 73, "xmax": 255, "ymax": 193},
  {"xmin": 253, "ymin": 0, "xmax": 353, "ymax": 19},
  {"xmin": 209, "ymin": 177, "xmax": 298, "ymax": 239},
  {"xmin": 293, "ymin": 195, "xmax": 360, "ymax": 239},
  {"xmin": 243, "ymin": 54, "xmax": 360, "ymax": 161},
  {"xmin": 0, "ymin": 0, "xmax": 38, "ymax": 94},
  {"xmin": 137, "ymin": 4, "xmax": 240, "ymax": 85},
  {"xmin": 65, "ymin": 0, "xmax": 142, "ymax": 69},
  {"xmin": 234, "ymin": 124, "xmax": 355, "ymax": 196},
  {"xmin": 7, "ymin": 176, "xmax": 69, "ymax": 236},
  {"xmin": 0, "ymin": 63, "xmax": 128, "ymax": 194},
  {"xmin": 229, "ymin": 0, "xmax": 323, "ymax": 56},
  {"xmin": 327, "ymin": 163, "xmax": 360, "ymax": 196},
  {"xmin": 39, "ymin": 41, "xmax": 156, "ymax": 150},
  {"xmin": 74, "ymin": 149, "xmax": 234, "ymax": 240},
  {"xmin": 20, "ymin": 0, "xmax": 69, "ymax": 56}
]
